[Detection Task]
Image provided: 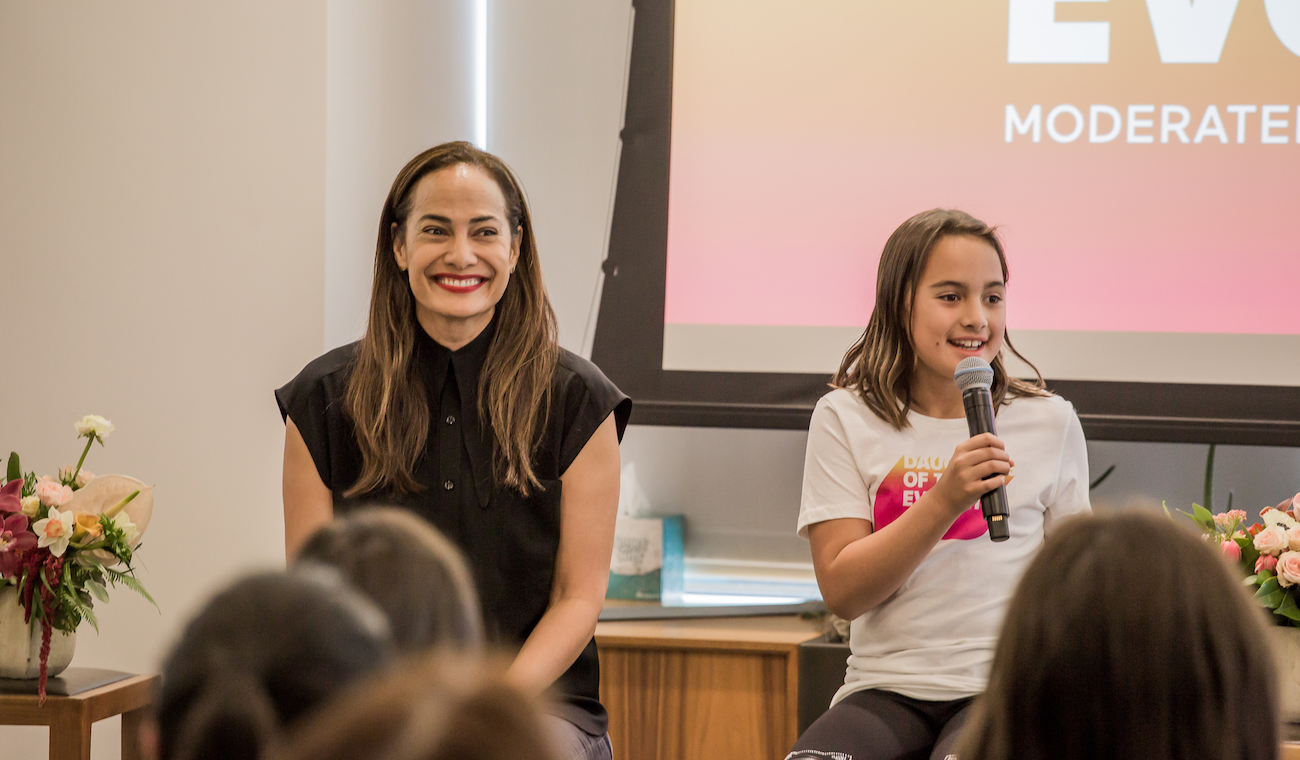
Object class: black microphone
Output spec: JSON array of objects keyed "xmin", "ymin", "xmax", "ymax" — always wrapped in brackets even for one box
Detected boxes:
[{"xmin": 954, "ymin": 357, "xmax": 1010, "ymax": 542}]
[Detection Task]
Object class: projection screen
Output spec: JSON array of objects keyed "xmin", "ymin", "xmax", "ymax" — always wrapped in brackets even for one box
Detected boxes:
[{"xmin": 591, "ymin": 0, "xmax": 1300, "ymax": 444}]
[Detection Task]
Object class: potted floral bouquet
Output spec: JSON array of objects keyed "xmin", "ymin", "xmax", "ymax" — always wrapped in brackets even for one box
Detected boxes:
[
  {"xmin": 0, "ymin": 415, "xmax": 155, "ymax": 702},
  {"xmin": 1177, "ymin": 490, "xmax": 1300, "ymax": 719},
  {"xmin": 1179, "ymin": 491, "xmax": 1300, "ymax": 623}
]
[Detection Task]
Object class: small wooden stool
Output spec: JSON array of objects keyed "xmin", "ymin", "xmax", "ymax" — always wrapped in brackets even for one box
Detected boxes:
[{"xmin": 0, "ymin": 672, "xmax": 159, "ymax": 760}]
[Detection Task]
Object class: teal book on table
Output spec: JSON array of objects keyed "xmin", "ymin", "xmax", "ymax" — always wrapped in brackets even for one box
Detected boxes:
[{"xmin": 606, "ymin": 514, "xmax": 684, "ymax": 602}]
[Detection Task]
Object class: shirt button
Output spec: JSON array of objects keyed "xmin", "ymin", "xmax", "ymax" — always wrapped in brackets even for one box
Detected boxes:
[
  {"xmin": 443, "ymin": 480, "xmax": 455, "ymax": 491},
  {"xmin": 446, "ymin": 415, "xmax": 456, "ymax": 425}
]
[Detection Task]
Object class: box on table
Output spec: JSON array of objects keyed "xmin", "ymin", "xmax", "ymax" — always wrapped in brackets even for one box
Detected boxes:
[{"xmin": 606, "ymin": 514, "xmax": 684, "ymax": 602}]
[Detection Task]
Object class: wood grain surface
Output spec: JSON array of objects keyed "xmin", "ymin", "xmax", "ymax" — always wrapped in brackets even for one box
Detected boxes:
[{"xmin": 597, "ymin": 615, "xmax": 822, "ymax": 760}]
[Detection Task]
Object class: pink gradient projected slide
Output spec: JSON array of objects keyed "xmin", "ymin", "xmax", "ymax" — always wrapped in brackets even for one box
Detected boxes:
[{"xmin": 663, "ymin": 0, "xmax": 1300, "ymax": 384}]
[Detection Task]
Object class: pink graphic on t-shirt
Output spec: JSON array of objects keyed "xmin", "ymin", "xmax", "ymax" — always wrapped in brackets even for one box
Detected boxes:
[{"xmin": 874, "ymin": 455, "xmax": 992, "ymax": 541}]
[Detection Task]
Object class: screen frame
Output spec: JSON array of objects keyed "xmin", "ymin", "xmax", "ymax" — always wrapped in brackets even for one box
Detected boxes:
[{"xmin": 591, "ymin": 0, "xmax": 1300, "ymax": 446}]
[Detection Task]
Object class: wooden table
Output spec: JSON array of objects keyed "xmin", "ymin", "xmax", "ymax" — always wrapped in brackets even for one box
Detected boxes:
[
  {"xmin": 0, "ymin": 674, "xmax": 159, "ymax": 760},
  {"xmin": 596, "ymin": 614, "xmax": 824, "ymax": 760}
]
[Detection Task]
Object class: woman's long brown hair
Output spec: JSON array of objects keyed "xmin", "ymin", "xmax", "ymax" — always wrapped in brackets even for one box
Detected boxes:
[
  {"xmin": 832, "ymin": 208, "xmax": 1048, "ymax": 429},
  {"xmin": 957, "ymin": 511, "xmax": 1279, "ymax": 760},
  {"xmin": 344, "ymin": 142, "xmax": 559, "ymax": 498}
]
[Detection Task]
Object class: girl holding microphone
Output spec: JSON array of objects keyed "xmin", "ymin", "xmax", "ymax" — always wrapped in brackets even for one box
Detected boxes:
[{"xmin": 789, "ymin": 209, "xmax": 1091, "ymax": 760}]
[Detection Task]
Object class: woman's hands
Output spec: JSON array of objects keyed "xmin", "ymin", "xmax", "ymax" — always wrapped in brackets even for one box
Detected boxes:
[{"xmin": 929, "ymin": 433, "xmax": 1014, "ymax": 519}]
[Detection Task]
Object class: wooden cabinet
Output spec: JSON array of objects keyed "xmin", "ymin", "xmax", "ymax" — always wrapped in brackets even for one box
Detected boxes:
[{"xmin": 596, "ymin": 615, "xmax": 823, "ymax": 760}]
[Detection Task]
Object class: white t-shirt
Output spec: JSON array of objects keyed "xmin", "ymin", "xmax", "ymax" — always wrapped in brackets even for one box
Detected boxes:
[{"xmin": 798, "ymin": 389, "xmax": 1091, "ymax": 704}]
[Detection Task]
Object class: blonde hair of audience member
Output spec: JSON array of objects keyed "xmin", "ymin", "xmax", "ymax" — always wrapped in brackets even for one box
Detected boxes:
[
  {"xmin": 153, "ymin": 569, "xmax": 394, "ymax": 760},
  {"xmin": 272, "ymin": 652, "xmax": 562, "ymax": 760},
  {"xmin": 295, "ymin": 507, "xmax": 485, "ymax": 652},
  {"xmin": 958, "ymin": 511, "xmax": 1279, "ymax": 760}
]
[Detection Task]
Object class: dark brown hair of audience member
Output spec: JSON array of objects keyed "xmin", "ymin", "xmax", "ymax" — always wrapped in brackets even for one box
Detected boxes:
[
  {"xmin": 271, "ymin": 652, "xmax": 562, "ymax": 760},
  {"xmin": 344, "ymin": 140, "xmax": 559, "ymax": 499},
  {"xmin": 832, "ymin": 208, "xmax": 1048, "ymax": 430},
  {"xmin": 958, "ymin": 511, "xmax": 1279, "ymax": 760},
  {"xmin": 295, "ymin": 507, "xmax": 485, "ymax": 652},
  {"xmin": 154, "ymin": 569, "xmax": 394, "ymax": 760}
]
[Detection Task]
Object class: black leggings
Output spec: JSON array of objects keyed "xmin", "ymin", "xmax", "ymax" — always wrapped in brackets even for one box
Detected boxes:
[{"xmin": 786, "ymin": 689, "xmax": 975, "ymax": 760}]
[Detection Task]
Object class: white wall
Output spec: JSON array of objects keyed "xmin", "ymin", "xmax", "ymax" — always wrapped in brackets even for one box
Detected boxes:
[
  {"xmin": 0, "ymin": 3, "xmax": 325, "ymax": 757},
  {"xmin": 323, "ymin": 0, "xmax": 634, "ymax": 352},
  {"xmin": 324, "ymin": 0, "xmax": 478, "ymax": 349}
]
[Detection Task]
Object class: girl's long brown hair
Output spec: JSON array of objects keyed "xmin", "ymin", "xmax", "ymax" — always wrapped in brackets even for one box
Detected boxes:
[
  {"xmin": 832, "ymin": 209, "xmax": 1048, "ymax": 429},
  {"xmin": 344, "ymin": 142, "xmax": 558, "ymax": 498},
  {"xmin": 957, "ymin": 511, "xmax": 1279, "ymax": 760}
]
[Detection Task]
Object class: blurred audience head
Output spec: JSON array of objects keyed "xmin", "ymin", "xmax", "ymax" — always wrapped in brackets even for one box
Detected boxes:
[
  {"xmin": 272, "ymin": 651, "xmax": 561, "ymax": 760},
  {"xmin": 295, "ymin": 507, "xmax": 484, "ymax": 651},
  {"xmin": 154, "ymin": 568, "xmax": 393, "ymax": 760},
  {"xmin": 959, "ymin": 510, "xmax": 1278, "ymax": 760}
]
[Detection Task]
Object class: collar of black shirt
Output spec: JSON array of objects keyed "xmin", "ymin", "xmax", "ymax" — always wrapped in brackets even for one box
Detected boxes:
[{"xmin": 414, "ymin": 315, "xmax": 498, "ymax": 507}]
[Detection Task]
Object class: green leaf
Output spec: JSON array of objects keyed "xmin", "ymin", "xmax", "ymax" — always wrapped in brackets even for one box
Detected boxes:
[
  {"xmin": 1238, "ymin": 535, "xmax": 1260, "ymax": 571},
  {"xmin": 5, "ymin": 452, "xmax": 19, "ymax": 484},
  {"xmin": 1245, "ymin": 575, "xmax": 1259, "ymax": 586},
  {"xmin": 1256, "ymin": 577, "xmax": 1284, "ymax": 609},
  {"xmin": 1260, "ymin": 569, "xmax": 1276, "ymax": 582},
  {"xmin": 105, "ymin": 570, "xmax": 158, "ymax": 611},
  {"xmin": 1276, "ymin": 593, "xmax": 1300, "ymax": 622},
  {"xmin": 84, "ymin": 579, "xmax": 109, "ymax": 603},
  {"xmin": 67, "ymin": 591, "xmax": 99, "ymax": 634},
  {"xmin": 1191, "ymin": 503, "xmax": 1216, "ymax": 531}
]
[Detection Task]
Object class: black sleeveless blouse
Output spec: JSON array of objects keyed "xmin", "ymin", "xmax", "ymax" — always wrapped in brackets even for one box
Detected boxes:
[{"xmin": 275, "ymin": 319, "xmax": 631, "ymax": 734}]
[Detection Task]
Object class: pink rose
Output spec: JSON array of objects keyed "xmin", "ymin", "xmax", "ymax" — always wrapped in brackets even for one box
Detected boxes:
[
  {"xmin": 1290, "ymin": 492, "xmax": 1300, "ymax": 521},
  {"xmin": 1220, "ymin": 540, "xmax": 1241, "ymax": 561},
  {"xmin": 1257, "ymin": 554, "xmax": 1278, "ymax": 573},
  {"xmin": 1286, "ymin": 527, "xmax": 1300, "ymax": 552},
  {"xmin": 1254, "ymin": 525, "xmax": 1288, "ymax": 556},
  {"xmin": 34, "ymin": 480, "xmax": 72, "ymax": 507},
  {"xmin": 1277, "ymin": 551, "xmax": 1300, "ymax": 588}
]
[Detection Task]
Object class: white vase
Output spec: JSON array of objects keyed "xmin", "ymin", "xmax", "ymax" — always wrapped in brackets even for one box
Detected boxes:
[{"xmin": 0, "ymin": 584, "xmax": 77, "ymax": 680}]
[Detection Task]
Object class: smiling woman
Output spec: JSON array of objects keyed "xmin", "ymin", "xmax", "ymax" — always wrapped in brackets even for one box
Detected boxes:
[{"xmin": 275, "ymin": 142, "xmax": 631, "ymax": 760}]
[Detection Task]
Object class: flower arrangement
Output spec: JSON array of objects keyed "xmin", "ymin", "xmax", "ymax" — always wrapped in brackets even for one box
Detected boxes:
[
  {"xmin": 0, "ymin": 415, "xmax": 155, "ymax": 700},
  {"xmin": 1177, "ymin": 490, "xmax": 1300, "ymax": 626}
]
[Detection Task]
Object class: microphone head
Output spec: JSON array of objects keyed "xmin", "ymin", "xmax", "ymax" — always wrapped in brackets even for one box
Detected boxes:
[{"xmin": 954, "ymin": 357, "xmax": 994, "ymax": 392}]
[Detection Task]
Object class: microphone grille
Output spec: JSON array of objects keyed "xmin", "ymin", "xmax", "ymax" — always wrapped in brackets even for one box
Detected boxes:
[{"xmin": 954, "ymin": 357, "xmax": 994, "ymax": 392}]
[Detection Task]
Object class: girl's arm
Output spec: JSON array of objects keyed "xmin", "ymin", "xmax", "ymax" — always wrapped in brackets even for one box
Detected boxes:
[
  {"xmin": 506, "ymin": 413, "xmax": 620, "ymax": 696},
  {"xmin": 808, "ymin": 433, "xmax": 1012, "ymax": 620},
  {"xmin": 282, "ymin": 417, "xmax": 334, "ymax": 560}
]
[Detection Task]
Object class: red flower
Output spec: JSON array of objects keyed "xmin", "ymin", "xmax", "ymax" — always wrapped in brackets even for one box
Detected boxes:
[
  {"xmin": 0, "ymin": 512, "xmax": 37, "ymax": 578},
  {"xmin": 0, "ymin": 479, "xmax": 20, "ymax": 514}
]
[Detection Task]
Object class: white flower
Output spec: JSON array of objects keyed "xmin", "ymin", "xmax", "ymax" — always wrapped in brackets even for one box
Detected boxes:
[
  {"xmin": 110, "ymin": 512, "xmax": 138, "ymax": 546},
  {"xmin": 74, "ymin": 415, "xmax": 114, "ymax": 439},
  {"xmin": 1262, "ymin": 508, "xmax": 1297, "ymax": 529},
  {"xmin": 20, "ymin": 496, "xmax": 40, "ymax": 518},
  {"xmin": 32, "ymin": 507, "xmax": 77, "ymax": 557}
]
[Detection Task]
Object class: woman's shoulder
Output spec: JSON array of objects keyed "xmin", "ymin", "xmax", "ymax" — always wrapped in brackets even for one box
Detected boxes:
[
  {"xmin": 276, "ymin": 342, "xmax": 360, "ymax": 421},
  {"xmin": 298, "ymin": 343, "xmax": 360, "ymax": 384},
  {"xmin": 553, "ymin": 348, "xmax": 632, "ymax": 438},
  {"xmin": 554, "ymin": 348, "xmax": 620, "ymax": 395}
]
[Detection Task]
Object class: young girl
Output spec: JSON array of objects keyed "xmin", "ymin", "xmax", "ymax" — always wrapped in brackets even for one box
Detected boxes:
[{"xmin": 789, "ymin": 209, "xmax": 1091, "ymax": 760}]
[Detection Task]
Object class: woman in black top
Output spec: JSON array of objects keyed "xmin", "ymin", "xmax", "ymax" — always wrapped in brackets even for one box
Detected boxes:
[{"xmin": 277, "ymin": 141, "xmax": 630, "ymax": 760}]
